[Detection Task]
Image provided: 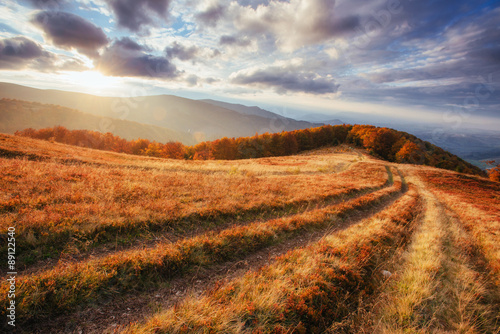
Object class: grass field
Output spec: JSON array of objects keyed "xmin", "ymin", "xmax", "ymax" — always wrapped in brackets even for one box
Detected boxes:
[{"xmin": 1, "ymin": 133, "xmax": 499, "ymax": 333}]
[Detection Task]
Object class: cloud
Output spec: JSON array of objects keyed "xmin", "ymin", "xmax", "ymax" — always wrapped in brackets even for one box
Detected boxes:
[
  {"xmin": 31, "ymin": 11, "xmax": 108, "ymax": 58},
  {"xmin": 105, "ymin": 0, "xmax": 171, "ymax": 32},
  {"xmin": 284, "ymin": 0, "xmax": 359, "ymax": 45},
  {"xmin": 228, "ymin": 0, "xmax": 359, "ymax": 50},
  {"xmin": 219, "ymin": 35, "xmax": 251, "ymax": 47},
  {"xmin": 314, "ymin": 0, "xmax": 500, "ymax": 121},
  {"xmin": 56, "ymin": 58, "xmax": 88, "ymax": 71},
  {"xmin": 196, "ymin": 3, "xmax": 226, "ymax": 28},
  {"xmin": 360, "ymin": 6, "xmax": 500, "ymax": 86},
  {"xmin": 0, "ymin": 36, "xmax": 87, "ymax": 72},
  {"xmin": 165, "ymin": 42, "xmax": 199, "ymax": 61},
  {"xmin": 236, "ymin": 0, "xmax": 272, "ymax": 9},
  {"xmin": 185, "ymin": 74, "xmax": 198, "ymax": 87},
  {"xmin": 0, "ymin": 36, "xmax": 45, "ymax": 69},
  {"xmin": 97, "ymin": 38, "xmax": 179, "ymax": 79},
  {"xmin": 205, "ymin": 77, "xmax": 218, "ymax": 84},
  {"xmin": 24, "ymin": 0, "xmax": 67, "ymax": 9},
  {"xmin": 113, "ymin": 37, "xmax": 147, "ymax": 51},
  {"xmin": 231, "ymin": 62, "xmax": 340, "ymax": 95}
]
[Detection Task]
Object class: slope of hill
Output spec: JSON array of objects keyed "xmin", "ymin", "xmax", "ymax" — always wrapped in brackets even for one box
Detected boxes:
[
  {"xmin": 411, "ymin": 128, "xmax": 500, "ymax": 169},
  {"xmin": 15, "ymin": 123, "xmax": 485, "ymax": 177},
  {"xmin": 0, "ymin": 134, "xmax": 498, "ymax": 333},
  {"xmin": 200, "ymin": 99, "xmax": 324, "ymax": 127},
  {"xmin": 0, "ymin": 99, "xmax": 195, "ymax": 145},
  {"xmin": 0, "ymin": 82, "xmax": 319, "ymax": 141},
  {"xmin": 201, "ymin": 99, "xmax": 290, "ymax": 119}
]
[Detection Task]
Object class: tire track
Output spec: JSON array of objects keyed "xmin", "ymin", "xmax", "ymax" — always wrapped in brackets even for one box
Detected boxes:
[
  {"xmin": 121, "ymin": 181, "xmax": 420, "ymax": 334},
  {"xmin": 24, "ymin": 169, "xmax": 404, "ymax": 333},
  {"xmin": 19, "ymin": 170, "xmax": 391, "ymax": 278},
  {"xmin": 14, "ymin": 163, "xmax": 391, "ymax": 276},
  {"xmin": 370, "ymin": 177, "xmax": 500, "ymax": 333}
]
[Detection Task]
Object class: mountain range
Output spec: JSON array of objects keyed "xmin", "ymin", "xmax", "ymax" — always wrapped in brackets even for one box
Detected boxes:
[
  {"xmin": 0, "ymin": 99, "xmax": 195, "ymax": 145},
  {"xmin": 0, "ymin": 82, "xmax": 320, "ymax": 144},
  {"xmin": 2, "ymin": 82, "xmax": 498, "ymax": 169}
]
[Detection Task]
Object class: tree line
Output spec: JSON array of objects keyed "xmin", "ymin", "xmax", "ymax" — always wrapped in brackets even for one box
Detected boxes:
[{"xmin": 16, "ymin": 125, "xmax": 487, "ymax": 177}]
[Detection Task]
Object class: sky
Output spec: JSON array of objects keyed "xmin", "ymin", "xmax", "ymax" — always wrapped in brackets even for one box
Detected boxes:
[{"xmin": 0, "ymin": 0, "xmax": 500, "ymax": 130}]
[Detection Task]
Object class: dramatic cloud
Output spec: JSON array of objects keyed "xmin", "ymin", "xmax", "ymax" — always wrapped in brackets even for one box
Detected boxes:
[
  {"xmin": 105, "ymin": 0, "xmax": 171, "ymax": 32},
  {"xmin": 113, "ymin": 37, "xmax": 147, "ymax": 52},
  {"xmin": 31, "ymin": 11, "xmax": 108, "ymax": 58},
  {"xmin": 359, "ymin": 7, "xmax": 500, "ymax": 86},
  {"xmin": 24, "ymin": 0, "xmax": 67, "ymax": 9},
  {"xmin": 165, "ymin": 42, "xmax": 199, "ymax": 61},
  {"xmin": 196, "ymin": 3, "xmax": 226, "ymax": 28},
  {"xmin": 97, "ymin": 38, "xmax": 179, "ymax": 79},
  {"xmin": 0, "ymin": 36, "xmax": 86, "ymax": 71},
  {"xmin": 231, "ymin": 63, "xmax": 340, "ymax": 95},
  {"xmin": 0, "ymin": 37, "xmax": 45, "ymax": 69},
  {"xmin": 228, "ymin": 0, "xmax": 359, "ymax": 50}
]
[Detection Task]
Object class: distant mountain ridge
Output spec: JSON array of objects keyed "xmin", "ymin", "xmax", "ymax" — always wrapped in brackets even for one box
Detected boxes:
[
  {"xmin": 201, "ymin": 99, "xmax": 287, "ymax": 120},
  {"xmin": 0, "ymin": 82, "xmax": 320, "ymax": 143},
  {"xmin": 0, "ymin": 99, "xmax": 195, "ymax": 144}
]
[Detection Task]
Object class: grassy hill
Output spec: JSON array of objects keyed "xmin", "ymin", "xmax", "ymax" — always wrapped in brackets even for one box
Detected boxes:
[
  {"xmin": 0, "ymin": 99, "xmax": 195, "ymax": 145},
  {"xmin": 14, "ymin": 123, "xmax": 485, "ymax": 177},
  {"xmin": 0, "ymin": 133, "xmax": 499, "ymax": 333}
]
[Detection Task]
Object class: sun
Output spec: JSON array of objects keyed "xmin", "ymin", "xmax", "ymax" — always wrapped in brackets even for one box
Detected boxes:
[{"xmin": 59, "ymin": 70, "xmax": 126, "ymax": 96}]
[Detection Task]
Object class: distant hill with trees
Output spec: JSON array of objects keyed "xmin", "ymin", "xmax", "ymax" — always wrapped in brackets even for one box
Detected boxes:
[{"xmin": 15, "ymin": 123, "xmax": 485, "ymax": 177}]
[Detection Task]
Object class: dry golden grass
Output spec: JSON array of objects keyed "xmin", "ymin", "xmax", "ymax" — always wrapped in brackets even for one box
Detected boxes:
[
  {"xmin": 0, "ymin": 169, "xmax": 402, "ymax": 323},
  {"xmin": 1, "ymin": 133, "xmax": 388, "ymax": 268},
  {"xmin": 124, "ymin": 186, "xmax": 421, "ymax": 333},
  {"xmin": 419, "ymin": 169, "xmax": 500, "ymax": 288},
  {"xmin": 0, "ymin": 133, "xmax": 366, "ymax": 175},
  {"xmin": 1, "ymin": 134, "xmax": 498, "ymax": 333},
  {"xmin": 373, "ymin": 184, "xmax": 499, "ymax": 333}
]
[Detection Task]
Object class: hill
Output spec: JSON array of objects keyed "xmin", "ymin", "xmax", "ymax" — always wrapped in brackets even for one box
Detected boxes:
[
  {"xmin": 0, "ymin": 82, "xmax": 319, "ymax": 141},
  {"xmin": 14, "ymin": 123, "xmax": 485, "ymax": 177},
  {"xmin": 0, "ymin": 99, "xmax": 195, "ymax": 145},
  {"xmin": 411, "ymin": 128, "xmax": 500, "ymax": 169},
  {"xmin": 0, "ymin": 133, "xmax": 498, "ymax": 333},
  {"xmin": 201, "ymin": 99, "xmax": 313, "ymax": 123}
]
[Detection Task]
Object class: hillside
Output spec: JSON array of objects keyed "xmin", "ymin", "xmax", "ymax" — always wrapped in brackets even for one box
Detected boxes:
[
  {"xmin": 0, "ymin": 134, "xmax": 499, "ymax": 333},
  {"xmin": 0, "ymin": 99, "xmax": 195, "ymax": 145},
  {"xmin": 0, "ymin": 82, "xmax": 319, "ymax": 141},
  {"xmin": 201, "ymin": 99, "xmax": 307, "ymax": 123},
  {"xmin": 411, "ymin": 128, "xmax": 500, "ymax": 168},
  {"xmin": 14, "ymin": 123, "xmax": 485, "ymax": 177}
]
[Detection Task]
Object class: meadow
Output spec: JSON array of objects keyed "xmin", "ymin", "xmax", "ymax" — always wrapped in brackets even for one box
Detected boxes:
[{"xmin": 0, "ymin": 133, "xmax": 498, "ymax": 333}]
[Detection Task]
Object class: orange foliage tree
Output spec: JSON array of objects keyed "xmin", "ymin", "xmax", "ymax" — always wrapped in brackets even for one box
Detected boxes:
[
  {"xmin": 192, "ymin": 142, "xmax": 213, "ymax": 160},
  {"xmin": 362, "ymin": 127, "xmax": 399, "ymax": 160},
  {"xmin": 211, "ymin": 137, "xmax": 238, "ymax": 160},
  {"xmin": 395, "ymin": 141, "xmax": 423, "ymax": 164},
  {"xmin": 489, "ymin": 165, "xmax": 500, "ymax": 182},
  {"xmin": 162, "ymin": 142, "xmax": 185, "ymax": 159},
  {"xmin": 15, "ymin": 124, "xmax": 485, "ymax": 176}
]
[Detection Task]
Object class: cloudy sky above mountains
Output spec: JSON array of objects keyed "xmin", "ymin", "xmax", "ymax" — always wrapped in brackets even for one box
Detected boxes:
[{"xmin": 0, "ymin": 0, "xmax": 499, "ymax": 128}]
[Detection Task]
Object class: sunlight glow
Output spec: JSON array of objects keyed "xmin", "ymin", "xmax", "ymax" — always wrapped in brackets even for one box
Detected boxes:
[{"xmin": 58, "ymin": 71, "xmax": 126, "ymax": 96}]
